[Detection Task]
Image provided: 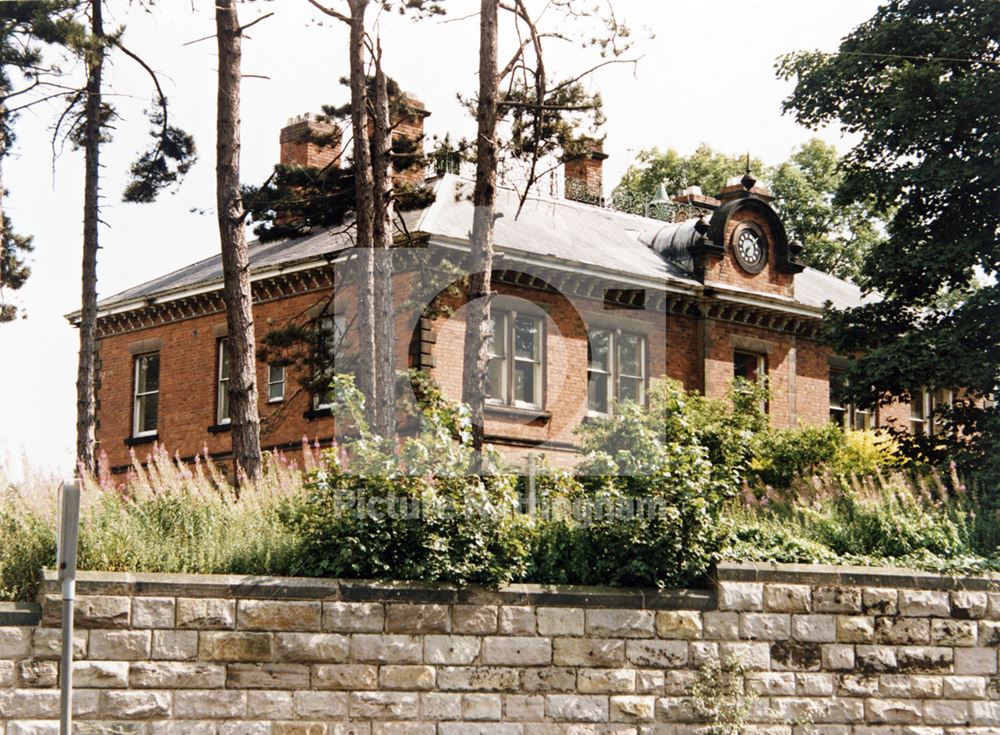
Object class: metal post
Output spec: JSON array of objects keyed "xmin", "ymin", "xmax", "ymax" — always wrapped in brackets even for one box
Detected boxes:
[{"xmin": 57, "ymin": 479, "xmax": 81, "ymax": 735}]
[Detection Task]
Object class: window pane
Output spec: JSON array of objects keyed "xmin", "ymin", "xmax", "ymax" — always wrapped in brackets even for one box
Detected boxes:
[
  {"xmin": 219, "ymin": 387, "xmax": 230, "ymax": 422},
  {"xmin": 138, "ymin": 393, "xmax": 158, "ymax": 434},
  {"xmin": 514, "ymin": 315, "xmax": 540, "ymax": 360},
  {"xmin": 588, "ymin": 330, "xmax": 610, "ymax": 371},
  {"xmin": 138, "ymin": 354, "xmax": 159, "ymax": 393},
  {"xmin": 514, "ymin": 360, "xmax": 537, "ymax": 405},
  {"xmin": 487, "ymin": 356, "xmax": 504, "ymax": 400},
  {"xmin": 830, "ymin": 406, "xmax": 846, "ymax": 426},
  {"xmin": 734, "ymin": 352, "xmax": 760, "ymax": 382},
  {"xmin": 268, "ymin": 364, "xmax": 285, "ymax": 401},
  {"xmin": 219, "ymin": 342, "xmax": 230, "ymax": 381},
  {"xmin": 619, "ymin": 334, "xmax": 642, "ymax": 376},
  {"xmin": 619, "ymin": 376, "xmax": 642, "ymax": 404},
  {"xmin": 911, "ymin": 390, "xmax": 925, "ymax": 420},
  {"xmin": 588, "ymin": 372, "xmax": 609, "ymax": 414},
  {"xmin": 488, "ymin": 313, "xmax": 506, "ymax": 358}
]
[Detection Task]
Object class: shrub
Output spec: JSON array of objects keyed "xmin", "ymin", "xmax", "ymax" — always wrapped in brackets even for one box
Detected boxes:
[
  {"xmin": 749, "ymin": 423, "xmax": 844, "ymax": 489},
  {"xmin": 0, "ymin": 489, "xmax": 56, "ymax": 601},
  {"xmin": 286, "ymin": 376, "xmax": 531, "ymax": 585}
]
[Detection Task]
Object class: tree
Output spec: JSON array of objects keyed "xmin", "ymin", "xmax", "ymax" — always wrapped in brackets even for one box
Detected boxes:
[
  {"xmin": 215, "ymin": 0, "xmax": 262, "ymax": 483},
  {"xmin": 770, "ymin": 139, "xmax": 884, "ymax": 281},
  {"xmin": 611, "ymin": 144, "xmax": 766, "ymax": 216},
  {"xmin": 48, "ymin": 1, "xmax": 197, "ymax": 472},
  {"xmin": 778, "ymin": 0, "xmax": 1000, "ymax": 477},
  {"xmin": 460, "ymin": 0, "xmax": 638, "ymax": 457}
]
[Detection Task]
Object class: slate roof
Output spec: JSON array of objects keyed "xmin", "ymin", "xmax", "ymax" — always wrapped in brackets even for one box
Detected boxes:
[{"xmin": 91, "ymin": 173, "xmax": 868, "ymax": 316}]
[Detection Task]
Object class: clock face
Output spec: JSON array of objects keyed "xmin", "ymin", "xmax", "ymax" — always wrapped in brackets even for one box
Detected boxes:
[{"xmin": 732, "ymin": 224, "xmax": 767, "ymax": 273}]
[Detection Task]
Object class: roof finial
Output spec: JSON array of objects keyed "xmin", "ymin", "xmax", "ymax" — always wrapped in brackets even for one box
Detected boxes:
[{"xmin": 741, "ymin": 152, "xmax": 757, "ymax": 191}]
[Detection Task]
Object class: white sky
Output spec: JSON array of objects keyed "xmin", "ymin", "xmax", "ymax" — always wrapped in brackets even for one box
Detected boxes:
[{"xmin": 0, "ymin": 0, "xmax": 882, "ymax": 477}]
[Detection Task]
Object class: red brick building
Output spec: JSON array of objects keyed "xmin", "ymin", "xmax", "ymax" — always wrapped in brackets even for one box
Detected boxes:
[{"xmin": 71, "ymin": 109, "xmax": 929, "ymax": 474}]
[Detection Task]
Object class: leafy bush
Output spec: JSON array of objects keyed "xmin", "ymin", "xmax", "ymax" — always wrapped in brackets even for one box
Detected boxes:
[
  {"xmin": 286, "ymin": 376, "xmax": 531, "ymax": 585},
  {"xmin": 749, "ymin": 424, "xmax": 844, "ymax": 489},
  {"xmin": 0, "ymin": 489, "xmax": 56, "ymax": 601}
]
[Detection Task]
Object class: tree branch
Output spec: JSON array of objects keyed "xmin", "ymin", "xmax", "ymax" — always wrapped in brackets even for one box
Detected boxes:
[{"xmin": 306, "ymin": 0, "xmax": 350, "ymax": 24}]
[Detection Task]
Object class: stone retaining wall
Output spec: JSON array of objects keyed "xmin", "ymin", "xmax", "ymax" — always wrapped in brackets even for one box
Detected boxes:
[{"xmin": 0, "ymin": 562, "xmax": 999, "ymax": 734}]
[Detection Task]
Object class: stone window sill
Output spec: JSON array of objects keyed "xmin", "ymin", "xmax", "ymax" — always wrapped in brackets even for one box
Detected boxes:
[
  {"xmin": 124, "ymin": 434, "xmax": 158, "ymax": 447},
  {"xmin": 207, "ymin": 423, "xmax": 231, "ymax": 434},
  {"xmin": 484, "ymin": 404, "xmax": 551, "ymax": 422}
]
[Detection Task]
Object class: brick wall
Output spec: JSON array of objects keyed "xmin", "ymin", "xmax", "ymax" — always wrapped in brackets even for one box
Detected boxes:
[{"xmin": 1, "ymin": 563, "xmax": 999, "ymax": 733}]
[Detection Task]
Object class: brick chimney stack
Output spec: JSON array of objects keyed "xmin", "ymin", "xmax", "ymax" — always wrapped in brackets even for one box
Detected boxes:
[
  {"xmin": 390, "ymin": 95, "xmax": 431, "ymax": 186},
  {"xmin": 279, "ymin": 114, "xmax": 342, "ymax": 169},
  {"xmin": 564, "ymin": 138, "xmax": 608, "ymax": 204}
]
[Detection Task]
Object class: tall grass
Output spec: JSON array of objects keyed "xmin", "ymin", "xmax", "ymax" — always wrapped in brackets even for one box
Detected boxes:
[{"xmin": 0, "ymin": 445, "xmax": 306, "ymax": 601}]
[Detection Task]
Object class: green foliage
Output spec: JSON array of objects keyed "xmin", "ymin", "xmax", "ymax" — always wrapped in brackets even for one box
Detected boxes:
[
  {"xmin": 779, "ymin": 0, "xmax": 1000, "ymax": 485},
  {"xmin": 691, "ymin": 658, "xmax": 759, "ymax": 735},
  {"xmin": 0, "ymin": 491, "xmax": 55, "ymax": 601},
  {"xmin": 749, "ymin": 423, "xmax": 845, "ymax": 489},
  {"xmin": 122, "ymin": 105, "xmax": 198, "ymax": 203},
  {"xmin": 769, "ymin": 139, "xmax": 885, "ymax": 280},
  {"xmin": 286, "ymin": 376, "xmax": 531, "ymax": 585}
]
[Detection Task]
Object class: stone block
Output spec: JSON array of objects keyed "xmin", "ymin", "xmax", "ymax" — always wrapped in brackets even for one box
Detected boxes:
[
  {"xmin": 74, "ymin": 596, "xmax": 131, "ymax": 628},
  {"xmin": 453, "ymin": 605, "xmax": 498, "ymax": 635},
  {"xmin": 639, "ymin": 669, "xmax": 669, "ymax": 694},
  {"xmin": 795, "ymin": 672, "xmax": 834, "ymax": 696},
  {"xmin": 764, "ymin": 584, "xmax": 812, "ymax": 613},
  {"xmin": 577, "ymin": 668, "xmax": 636, "ymax": 694},
  {"xmin": 518, "ymin": 666, "xmax": 576, "ymax": 693},
  {"xmin": 546, "ymin": 694, "xmax": 609, "ymax": 722},
  {"xmin": 943, "ymin": 674, "xmax": 988, "ymax": 699},
  {"xmin": 151, "ymin": 723, "xmax": 218, "ymax": 735},
  {"xmin": 421, "ymin": 692, "xmax": 463, "ymax": 719},
  {"xmin": 16, "ymin": 660, "xmax": 58, "ymax": 687},
  {"xmin": 821, "ymin": 644, "xmax": 854, "ymax": 670},
  {"xmin": 746, "ymin": 672, "xmax": 795, "ymax": 696},
  {"xmin": 498, "ymin": 606, "xmax": 536, "ymax": 635},
  {"xmin": 0, "ymin": 658, "xmax": 12, "ymax": 686},
  {"xmin": 609, "ymin": 695, "xmax": 655, "ymax": 723},
  {"xmin": 896, "ymin": 645, "xmax": 953, "ymax": 673},
  {"xmin": 151, "ymin": 629, "xmax": 198, "ymax": 660},
  {"xmin": 31, "ymin": 628, "xmax": 87, "ymax": 660},
  {"xmin": 323, "ymin": 602, "xmax": 384, "ymax": 633},
  {"xmin": 909, "ymin": 673, "xmax": 944, "ymax": 698},
  {"xmin": 481, "ymin": 636, "xmax": 552, "ymax": 666},
  {"xmin": 625, "ymin": 639, "xmax": 687, "ymax": 668},
  {"xmin": 198, "ymin": 631, "xmax": 272, "ymax": 662},
  {"xmin": 174, "ymin": 690, "xmax": 247, "ymax": 719},
  {"xmin": 655, "ymin": 610, "xmax": 702, "ymax": 640},
  {"xmin": 791, "ymin": 614, "xmax": 836, "ymax": 643},
  {"xmin": 219, "ymin": 724, "xmax": 272, "ymax": 735},
  {"xmin": 238, "ymin": 600, "xmax": 321, "ymax": 631},
  {"xmin": 718, "ymin": 582, "xmax": 764, "ymax": 612},
  {"xmin": 247, "ymin": 690, "xmax": 294, "ymax": 718},
  {"xmin": 292, "ymin": 691, "xmax": 349, "ymax": 718},
  {"xmin": 864, "ymin": 698, "xmax": 924, "ymax": 724},
  {"xmin": 88, "ymin": 630, "xmax": 151, "ymax": 660},
  {"xmin": 99, "ymin": 690, "xmax": 171, "ymax": 719},
  {"xmin": 503, "ymin": 694, "xmax": 545, "ymax": 721},
  {"xmin": 225, "ymin": 662, "xmax": 310, "ymax": 689},
  {"xmin": 129, "ymin": 661, "xmax": 225, "ymax": 689},
  {"xmin": 768, "ymin": 640, "xmax": 819, "ymax": 671},
  {"xmin": 952, "ymin": 591, "xmax": 989, "ymax": 619},
  {"xmin": 272, "ymin": 724, "xmax": 327, "ymax": 735},
  {"xmin": 0, "ymin": 689, "xmax": 59, "ymax": 718},
  {"xmin": 836, "ymin": 673, "xmax": 880, "ymax": 696},
  {"xmin": 931, "ymin": 618, "xmax": 978, "ymax": 646},
  {"xmin": 862, "ymin": 588, "xmax": 898, "ymax": 616},
  {"xmin": 380, "ymin": 664, "xmax": 435, "ymax": 690},
  {"xmin": 719, "ymin": 641, "xmax": 770, "ymax": 670},
  {"xmin": 954, "ymin": 647, "xmax": 999, "ymax": 674},
  {"xmin": 855, "ymin": 645, "xmax": 898, "ymax": 673},
  {"xmin": 436, "ymin": 666, "xmax": 519, "ymax": 691},
  {"xmin": 350, "ymin": 634, "xmax": 422, "ymax": 664},
  {"xmin": 385, "ymin": 603, "xmax": 451, "ymax": 634},
  {"xmin": 537, "ymin": 607, "xmax": 584, "ymax": 637},
  {"xmin": 462, "ymin": 693, "xmax": 502, "ymax": 720},
  {"xmin": 424, "ymin": 635, "xmax": 482, "ymax": 665},
  {"xmin": 741, "ymin": 613, "xmax": 790, "ymax": 641},
  {"xmin": 971, "ymin": 700, "xmax": 1000, "ymax": 726},
  {"xmin": 586, "ymin": 609, "xmax": 654, "ymax": 638},
  {"xmin": 73, "ymin": 660, "xmax": 129, "ymax": 688},
  {"xmin": 702, "ymin": 611, "xmax": 740, "ymax": 639},
  {"xmin": 348, "ymin": 691, "xmax": 420, "ymax": 720},
  {"xmin": 877, "ymin": 673, "xmax": 910, "ymax": 697},
  {"xmin": 438, "ymin": 725, "xmax": 522, "ymax": 735},
  {"xmin": 836, "ymin": 616, "xmax": 874, "ymax": 643},
  {"xmin": 812, "ymin": 586, "xmax": 862, "ymax": 614},
  {"xmin": 132, "ymin": 597, "xmax": 174, "ymax": 629},
  {"xmin": 176, "ymin": 598, "xmax": 235, "ymax": 629},
  {"xmin": 874, "ymin": 616, "xmax": 930, "ymax": 645},
  {"xmin": 898, "ymin": 589, "xmax": 950, "ymax": 617},
  {"xmin": 274, "ymin": 632, "xmax": 350, "ymax": 663},
  {"xmin": 979, "ymin": 620, "xmax": 1000, "ymax": 646},
  {"xmin": 0, "ymin": 627, "xmax": 33, "ymax": 657},
  {"xmin": 313, "ymin": 663, "xmax": 379, "ymax": 690}
]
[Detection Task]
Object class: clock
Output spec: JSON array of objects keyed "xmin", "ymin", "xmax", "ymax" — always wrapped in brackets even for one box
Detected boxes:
[{"xmin": 732, "ymin": 222, "xmax": 767, "ymax": 274}]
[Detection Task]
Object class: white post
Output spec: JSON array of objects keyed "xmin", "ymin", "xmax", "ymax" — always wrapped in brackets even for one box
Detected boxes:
[{"xmin": 57, "ymin": 479, "xmax": 81, "ymax": 735}]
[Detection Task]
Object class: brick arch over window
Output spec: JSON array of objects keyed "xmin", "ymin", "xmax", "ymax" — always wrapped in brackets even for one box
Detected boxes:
[
  {"xmin": 408, "ymin": 269, "xmax": 590, "ymax": 439},
  {"xmin": 706, "ymin": 197, "xmax": 805, "ymax": 274}
]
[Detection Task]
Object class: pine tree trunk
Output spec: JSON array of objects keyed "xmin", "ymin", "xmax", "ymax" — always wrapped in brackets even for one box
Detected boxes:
[
  {"xmin": 215, "ymin": 0, "xmax": 263, "ymax": 484},
  {"xmin": 462, "ymin": 0, "xmax": 500, "ymax": 457},
  {"xmin": 347, "ymin": 0, "xmax": 378, "ymax": 431},
  {"xmin": 75, "ymin": 0, "xmax": 104, "ymax": 474},
  {"xmin": 371, "ymin": 46, "xmax": 396, "ymax": 438}
]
